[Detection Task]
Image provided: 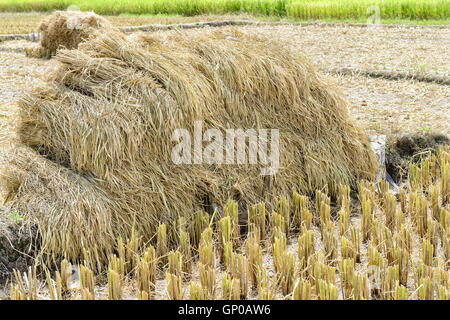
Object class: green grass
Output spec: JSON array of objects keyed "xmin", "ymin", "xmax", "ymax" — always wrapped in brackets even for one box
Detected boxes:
[
  {"xmin": 253, "ymin": 15, "xmax": 450, "ymax": 25},
  {"xmin": 0, "ymin": 0, "xmax": 448, "ymax": 21}
]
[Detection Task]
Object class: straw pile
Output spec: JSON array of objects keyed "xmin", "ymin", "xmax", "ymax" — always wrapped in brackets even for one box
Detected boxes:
[
  {"xmin": 27, "ymin": 11, "xmax": 113, "ymax": 58},
  {"xmin": 1, "ymin": 26, "xmax": 377, "ymax": 264}
]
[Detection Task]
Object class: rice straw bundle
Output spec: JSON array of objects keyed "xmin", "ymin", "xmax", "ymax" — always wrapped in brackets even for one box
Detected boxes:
[{"xmin": 1, "ymin": 26, "xmax": 377, "ymax": 263}]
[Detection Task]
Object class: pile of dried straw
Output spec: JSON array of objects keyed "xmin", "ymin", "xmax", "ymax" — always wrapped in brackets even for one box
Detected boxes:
[
  {"xmin": 27, "ymin": 11, "xmax": 112, "ymax": 58},
  {"xmin": 1, "ymin": 25, "xmax": 377, "ymax": 264}
]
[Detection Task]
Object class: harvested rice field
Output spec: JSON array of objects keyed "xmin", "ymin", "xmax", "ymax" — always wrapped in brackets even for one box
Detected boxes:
[
  {"xmin": 0, "ymin": 10, "xmax": 449, "ymax": 302},
  {"xmin": 0, "ymin": 12, "xmax": 258, "ymax": 34}
]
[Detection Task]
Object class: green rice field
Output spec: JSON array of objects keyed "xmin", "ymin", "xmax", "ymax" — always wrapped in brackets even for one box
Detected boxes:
[{"xmin": 0, "ymin": 0, "xmax": 448, "ymax": 21}]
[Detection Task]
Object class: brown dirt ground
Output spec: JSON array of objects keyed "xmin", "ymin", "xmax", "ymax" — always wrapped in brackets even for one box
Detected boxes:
[{"xmin": 0, "ymin": 17, "xmax": 448, "ymax": 300}]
